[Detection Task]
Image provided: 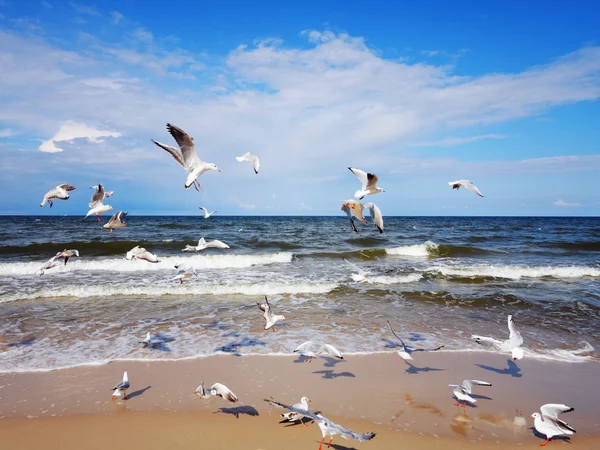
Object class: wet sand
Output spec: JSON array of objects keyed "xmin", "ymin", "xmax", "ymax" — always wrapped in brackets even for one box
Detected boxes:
[{"xmin": 1, "ymin": 352, "xmax": 598, "ymax": 449}]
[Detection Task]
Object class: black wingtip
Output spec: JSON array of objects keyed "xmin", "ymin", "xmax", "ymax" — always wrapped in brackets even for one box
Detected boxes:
[{"xmin": 254, "ymin": 169, "xmax": 258, "ymax": 174}]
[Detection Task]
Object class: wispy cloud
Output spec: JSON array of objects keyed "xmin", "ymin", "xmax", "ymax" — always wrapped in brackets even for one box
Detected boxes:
[
  {"xmin": 39, "ymin": 121, "xmax": 122, "ymax": 153},
  {"xmin": 69, "ymin": 2, "xmax": 100, "ymax": 16},
  {"xmin": 299, "ymin": 201, "xmax": 313, "ymax": 211},
  {"xmin": 409, "ymin": 134, "xmax": 507, "ymax": 148},
  {"xmin": 0, "ymin": 128, "xmax": 14, "ymax": 137},
  {"xmin": 554, "ymin": 199, "xmax": 582, "ymax": 207},
  {"xmin": 111, "ymin": 11, "xmax": 124, "ymax": 24}
]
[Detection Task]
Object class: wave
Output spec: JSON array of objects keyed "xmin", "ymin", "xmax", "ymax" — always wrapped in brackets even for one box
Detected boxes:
[
  {"xmin": 0, "ymin": 240, "xmax": 187, "ymax": 257},
  {"xmin": 0, "ymin": 280, "xmax": 338, "ymax": 303},
  {"xmin": 386, "ymin": 241, "xmax": 438, "ymax": 257},
  {"xmin": 545, "ymin": 241, "xmax": 600, "ymax": 252},
  {"xmin": 385, "ymin": 241, "xmax": 501, "ymax": 258},
  {"xmin": 424, "ymin": 264, "xmax": 600, "ymax": 280},
  {"xmin": 0, "ymin": 252, "xmax": 293, "ymax": 276},
  {"xmin": 244, "ymin": 238, "xmax": 303, "ymax": 250},
  {"xmin": 363, "ymin": 274, "xmax": 423, "ymax": 285}
]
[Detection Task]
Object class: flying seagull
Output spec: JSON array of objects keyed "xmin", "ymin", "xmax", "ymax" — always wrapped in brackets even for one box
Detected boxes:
[
  {"xmin": 532, "ymin": 404, "xmax": 576, "ymax": 447},
  {"xmin": 471, "ymin": 314, "xmax": 525, "ymax": 360},
  {"xmin": 182, "ymin": 237, "xmax": 230, "ymax": 252},
  {"xmin": 55, "ymin": 249, "xmax": 80, "ymax": 265},
  {"xmin": 449, "ymin": 380, "xmax": 492, "ymax": 409},
  {"xmin": 386, "ymin": 320, "xmax": 444, "ymax": 363},
  {"xmin": 111, "ymin": 371, "xmax": 130, "ymax": 402},
  {"xmin": 348, "ymin": 167, "xmax": 384, "ymax": 200},
  {"xmin": 40, "ymin": 184, "xmax": 76, "ymax": 208},
  {"xmin": 236, "ymin": 152, "xmax": 260, "ymax": 174},
  {"xmin": 341, "ymin": 200, "xmax": 384, "ymax": 233},
  {"xmin": 199, "ymin": 207, "xmax": 217, "ymax": 219},
  {"xmin": 103, "ymin": 211, "xmax": 127, "ymax": 233},
  {"xmin": 344, "ymin": 258, "xmax": 370, "ymax": 282},
  {"xmin": 126, "ymin": 246, "xmax": 160, "ymax": 263},
  {"xmin": 89, "ymin": 183, "xmax": 113, "ymax": 206},
  {"xmin": 257, "ymin": 296, "xmax": 285, "ymax": 332},
  {"xmin": 265, "ymin": 398, "xmax": 376, "ymax": 450},
  {"xmin": 294, "ymin": 341, "xmax": 343, "ymax": 362},
  {"xmin": 280, "ymin": 396, "xmax": 312, "ymax": 426},
  {"xmin": 194, "ymin": 381, "xmax": 238, "ymax": 402},
  {"xmin": 36, "ymin": 255, "xmax": 60, "ymax": 276},
  {"xmin": 448, "ymin": 180, "xmax": 485, "ymax": 197},
  {"xmin": 152, "ymin": 123, "xmax": 221, "ymax": 190},
  {"xmin": 172, "ymin": 264, "xmax": 197, "ymax": 284}
]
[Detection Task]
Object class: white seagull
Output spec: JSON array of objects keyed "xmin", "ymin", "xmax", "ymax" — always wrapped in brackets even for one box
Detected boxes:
[
  {"xmin": 139, "ymin": 332, "xmax": 156, "ymax": 348},
  {"xmin": 103, "ymin": 211, "xmax": 127, "ymax": 233},
  {"xmin": 172, "ymin": 264, "xmax": 198, "ymax": 284},
  {"xmin": 449, "ymin": 380, "xmax": 492, "ymax": 409},
  {"xmin": 199, "ymin": 207, "xmax": 217, "ymax": 219},
  {"xmin": 236, "ymin": 152, "xmax": 260, "ymax": 174},
  {"xmin": 36, "ymin": 255, "xmax": 60, "ymax": 276},
  {"xmin": 531, "ymin": 404, "xmax": 576, "ymax": 447},
  {"xmin": 348, "ymin": 167, "xmax": 384, "ymax": 200},
  {"xmin": 280, "ymin": 396, "xmax": 312, "ymax": 426},
  {"xmin": 471, "ymin": 314, "xmax": 525, "ymax": 360},
  {"xmin": 182, "ymin": 237, "xmax": 230, "ymax": 252},
  {"xmin": 257, "ymin": 296, "xmax": 285, "ymax": 332},
  {"xmin": 386, "ymin": 320, "xmax": 444, "ymax": 363},
  {"xmin": 89, "ymin": 183, "xmax": 114, "ymax": 206},
  {"xmin": 55, "ymin": 249, "xmax": 80, "ymax": 265},
  {"xmin": 194, "ymin": 381, "xmax": 238, "ymax": 402},
  {"xmin": 126, "ymin": 246, "xmax": 160, "ymax": 263},
  {"xmin": 265, "ymin": 398, "xmax": 376, "ymax": 450},
  {"xmin": 448, "ymin": 180, "xmax": 485, "ymax": 197},
  {"xmin": 344, "ymin": 258, "xmax": 370, "ymax": 282},
  {"xmin": 111, "ymin": 371, "xmax": 130, "ymax": 402},
  {"xmin": 293, "ymin": 341, "xmax": 344, "ymax": 363},
  {"xmin": 341, "ymin": 200, "xmax": 383, "ymax": 233},
  {"xmin": 152, "ymin": 123, "xmax": 221, "ymax": 190},
  {"xmin": 40, "ymin": 184, "xmax": 76, "ymax": 208}
]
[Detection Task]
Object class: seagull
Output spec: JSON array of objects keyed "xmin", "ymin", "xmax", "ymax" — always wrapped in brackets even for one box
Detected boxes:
[
  {"xmin": 448, "ymin": 180, "xmax": 485, "ymax": 197},
  {"xmin": 152, "ymin": 123, "xmax": 221, "ymax": 190},
  {"xmin": 348, "ymin": 167, "xmax": 384, "ymax": 200},
  {"xmin": 89, "ymin": 183, "xmax": 114, "ymax": 206},
  {"xmin": 386, "ymin": 321, "xmax": 444, "ymax": 363},
  {"xmin": 111, "ymin": 371, "xmax": 130, "ymax": 402},
  {"xmin": 40, "ymin": 184, "xmax": 76, "ymax": 208},
  {"xmin": 103, "ymin": 211, "xmax": 127, "ymax": 233},
  {"xmin": 55, "ymin": 249, "xmax": 79, "ymax": 265},
  {"xmin": 194, "ymin": 381, "xmax": 238, "ymax": 402},
  {"xmin": 531, "ymin": 404, "xmax": 576, "ymax": 447},
  {"xmin": 182, "ymin": 237, "xmax": 230, "ymax": 252},
  {"xmin": 265, "ymin": 398, "xmax": 376, "ymax": 450},
  {"xmin": 236, "ymin": 152, "xmax": 260, "ymax": 174},
  {"xmin": 449, "ymin": 380, "xmax": 492, "ymax": 409},
  {"xmin": 139, "ymin": 332, "xmax": 156, "ymax": 348},
  {"xmin": 471, "ymin": 314, "xmax": 525, "ymax": 360},
  {"xmin": 257, "ymin": 296, "xmax": 285, "ymax": 332},
  {"xmin": 344, "ymin": 258, "xmax": 370, "ymax": 282},
  {"xmin": 293, "ymin": 342, "xmax": 343, "ymax": 362},
  {"xmin": 36, "ymin": 255, "xmax": 60, "ymax": 276},
  {"xmin": 126, "ymin": 246, "xmax": 160, "ymax": 263},
  {"xmin": 173, "ymin": 264, "xmax": 197, "ymax": 284},
  {"xmin": 341, "ymin": 200, "xmax": 383, "ymax": 233},
  {"xmin": 280, "ymin": 396, "xmax": 312, "ymax": 426},
  {"xmin": 199, "ymin": 207, "xmax": 217, "ymax": 219}
]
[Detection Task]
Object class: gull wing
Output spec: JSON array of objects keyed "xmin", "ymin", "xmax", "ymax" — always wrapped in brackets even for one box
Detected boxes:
[
  {"xmin": 210, "ymin": 383, "xmax": 238, "ymax": 402},
  {"xmin": 264, "ymin": 398, "xmax": 321, "ymax": 423},
  {"xmin": 462, "ymin": 380, "xmax": 492, "ymax": 393},
  {"xmin": 471, "ymin": 334, "xmax": 503, "ymax": 349},
  {"xmin": 166, "ymin": 123, "xmax": 202, "ymax": 170},
  {"xmin": 257, "ymin": 295, "xmax": 271, "ymax": 314},
  {"xmin": 343, "ymin": 258, "xmax": 367, "ymax": 276},
  {"xmin": 386, "ymin": 320, "xmax": 408, "ymax": 352},
  {"xmin": 540, "ymin": 404, "xmax": 574, "ymax": 419},
  {"xmin": 318, "ymin": 344, "xmax": 343, "ymax": 359},
  {"xmin": 58, "ymin": 184, "xmax": 76, "ymax": 191},
  {"xmin": 507, "ymin": 315, "xmax": 524, "ymax": 347},
  {"xmin": 348, "ymin": 167, "xmax": 369, "ymax": 190},
  {"xmin": 200, "ymin": 207, "xmax": 208, "ymax": 213},
  {"xmin": 89, "ymin": 183, "xmax": 105, "ymax": 207},
  {"xmin": 329, "ymin": 421, "xmax": 376, "ymax": 443},
  {"xmin": 294, "ymin": 340, "xmax": 316, "ymax": 353},
  {"xmin": 112, "ymin": 380, "xmax": 130, "ymax": 391},
  {"xmin": 365, "ymin": 202, "xmax": 383, "ymax": 233},
  {"xmin": 250, "ymin": 154, "xmax": 259, "ymax": 174},
  {"xmin": 152, "ymin": 139, "xmax": 186, "ymax": 168},
  {"xmin": 346, "ymin": 200, "xmax": 367, "ymax": 223},
  {"xmin": 462, "ymin": 180, "xmax": 485, "ymax": 197},
  {"xmin": 341, "ymin": 203, "xmax": 359, "ymax": 233},
  {"xmin": 365, "ymin": 173, "xmax": 379, "ymax": 191}
]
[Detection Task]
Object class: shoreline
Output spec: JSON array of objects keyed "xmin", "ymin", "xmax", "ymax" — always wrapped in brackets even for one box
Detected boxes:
[{"xmin": 1, "ymin": 352, "xmax": 599, "ymax": 448}]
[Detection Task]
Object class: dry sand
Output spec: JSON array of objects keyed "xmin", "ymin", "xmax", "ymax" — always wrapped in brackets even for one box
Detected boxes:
[{"xmin": 1, "ymin": 352, "xmax": 599, "ymax": 449}]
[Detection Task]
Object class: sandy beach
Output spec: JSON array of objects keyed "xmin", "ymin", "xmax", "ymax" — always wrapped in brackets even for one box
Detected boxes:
[{"xmin": 1, "ymin": 352, "xmax": 598, "ymax": 449}]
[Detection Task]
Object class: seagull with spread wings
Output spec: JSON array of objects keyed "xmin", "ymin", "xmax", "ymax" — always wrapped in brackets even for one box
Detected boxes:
[
  {"xmin": 40, "ymin": 184, "xmax": 76, "ymax": 208},
  {"xmin": 448, "ymin": 180, "xmax": 485, "ymax": 197},
  {"xmin": 126, "ymin": 246, "xmax": 160, "ymax": 263},
  {"xmin": 532, "ymin": 404, "xmax": 576, "ymax": 447},
  {"xmin": 257, "ymin": 296, "xmax": 285, "ymax": 332},
  {"xmin": 386, "ymin": 320, "xmax": 444, "ymax": 363},
  {"xmin": 103, "ymin": 211, "xmax": 127, "ymax": 233},
  {"xmin": 194, "ymin": 381, "xmax": 238, "ymax": 402},
  {"xmin": 449, "ymin": 380, "xmax": 492, "ymax": 409},
  {"xmin": 152, "ymin": 123, "xmax": 221, "ymax": 190},
  {"xmin": 471, "ymin": 314, "xmax": 525, "ymax": 360},
  {"xmin": 341, "ymin": 200, "xmax": 384, "ymax": 234},
  {"xmin": 236, "ymin": 152, "xmax": 260, "ymax": 174},
  {"xmin": 348, "ymin": 167, "xmax": 384, "ymax": 200},
  {"xmin": 199, "ymin": 207, "xmax": 217, "ymax": 219}
]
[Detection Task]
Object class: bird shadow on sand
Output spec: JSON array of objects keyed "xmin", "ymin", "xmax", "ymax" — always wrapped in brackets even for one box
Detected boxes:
[
  {"xmin": 214, "ymin": 337, "xmax": 266, "ymax": 356},
  {"xmin": 314, "ymin": 441, "xmax": 357, "ymax": 450},
  {"xmin": 312, "ymin": 370, "xmax": 356, "ymax": 379},
  {"xmin": 404, "ymin": 361, "xmax": 444, "ymax": 375},
  {"xmin": 281, "ymin": 411, "xmax": 322, "ymax": 427},
  {"xmin": 126, "ymin": 385, "xmax": 151, "ymax": 400},
  {"xmin": 147, "ymin": 333, "xmax": 176, "ymax": 352},
  {"xmin": 215, "ymin": 405, "xmax": 259, "ymax": 419},
  {"xmin": 531, "ymin": 427, "xmax": 572, "ymax": 444},
  {"xmin": 7, "ymin": 337, "xmax": 36, "ymax": 347},
  {"xmin": 475, "ymin": 360, "xmax": 522, "ymax": 378}
]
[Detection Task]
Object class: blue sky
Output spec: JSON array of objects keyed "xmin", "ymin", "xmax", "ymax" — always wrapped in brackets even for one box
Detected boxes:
[{"xmin": 0, "ymin": 0, "xmax": 599, "ymax": 216}]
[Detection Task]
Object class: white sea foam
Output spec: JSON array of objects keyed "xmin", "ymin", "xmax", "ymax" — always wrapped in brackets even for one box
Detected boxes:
[
  {"xmin": 364, "ymin": 274, "xmax": 423, "ymax": 285},
  {"xmin": 386, "ymin": 241, "xmax": 438, "ymax": 257},
  {"xmin": 0, "ymin": 252, "xmax": 293, "ymax": 276},
  {"xmin": 425, "ymin": 264, "xmax": 600, "ymax": 280}
]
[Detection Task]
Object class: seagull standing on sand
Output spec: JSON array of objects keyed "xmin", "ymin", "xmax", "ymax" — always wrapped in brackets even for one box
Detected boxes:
[
  {"xmin": 471, "ymin": 314, "xmax": 525, "ymax": 360},
  {"xmin": 152, "ymin": 123, "xmax": 221, "ymax": 190},
  {"xmin": 386, "ymin": 321, "xmax": 444, "ymax": 363},
  {"xmin": 348, "ymin": 168, "xmax": 384, "ymax": 200},
  {"xmin": 55, "ymin": 249, "xmax": 79, "ymax": 265},
  {"xmin": 182, "ymin": 237, "xmax": 230, "ymax": 252},
  {"xmin": 36, "ymin": 255, "xmax": 60, "ymax": 276},
  {"xmin": 139, "ymin": 332, "xmax": 156, "ymax": 348},
  {"xmin": 531, "ymin": 404, "xmax": 576, "ymax": 447},
  {"xmin": 173, "ymin": 264, "xmax": 197, "ymax": 284},
  {"xmin": 126, "ymin": 246, "xmax": 160, "ymax": 263},
  {"xmin": 236, "ymin": 152, "xmax": 260, "ymax": 174},
  {"xmin": 111, "ymin": 371, "xmax": 130, "ymax": 402},
  {"xmin": 449, "ymin": 380, "xmax": 492, "ymax": 409},
  {"xmin": 194, "ymin": 381, "xmax": 238, "ymax": 402},
  {"xmin": 40, "ymin": 184, "xmax": 76, "ymax": 208},
  {"xmin": 265, "ymin": 399, "xmax": 376, "ymax": 450},
  {"xmin": 294, "ymin": 341, "xmax": 343, "ymax": 363},
  {"xmin": 448, "ymin": 180, "xmax": 485, "ymax": 197},
  {"xmin": 257, "ymin": 296, "xmax": 285, "ymax": 332},
  {"xmin": 341, "ymin": 200, "xmax": 383, "ymax": 233},
  {"xmin": 199, "ymin": 207, "xmax": 217, "ymax": 219},
  {"xmin": 103, "ymin": 211, "xmax": 127, "ymax": 233},
  {"xmin": 280, "ymin": 396, "xmax": 312, "ymax": 425}
]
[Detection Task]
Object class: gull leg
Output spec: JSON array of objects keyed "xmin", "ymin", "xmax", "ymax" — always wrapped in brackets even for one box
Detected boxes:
[
  {"xmin": 49, "ymin": 200, "xmax": 53, "ymax": 208},
  {"xmin": 272, "ymin": 327, "xmax": 275, "ymax": 332},
  {"xmin": 96, "ymin": 216, "xmax": 101, "ymax": 222},
  {"xmin": 111, "ymin": 396, "xmax": 116, "ymax": 402},
  {"xmin": 540, "ymin": 438, "xmax": 550, "ymax": 447},
  {"xmin": 318, "ymin": 437, "xmax": 325, "ymax": 450},
  {"xmin": 454, "ymin": 401, "xmax": 460, "ymax": 407},
  {"xmin": 179, "ymin": 278, "xmax": 183, "ymax": 285},
  {"xmin": 327, "ymin": 438, "xmax": 333, "ymax": 448},
  {"xmin": 109, "ymin": 228, "xmax": 113, "ymax": 234}
]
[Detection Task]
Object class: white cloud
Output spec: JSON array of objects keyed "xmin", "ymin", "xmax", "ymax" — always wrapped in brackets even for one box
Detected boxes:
[
  {"xmin": 132, "ymin": 27, "xmax": 153, "ymax": 42},
  {"xmin": 70, "ymin": 2, "xmax": 100, "ymax": 16},
  {"xmin": 0, "ymin": 128, "xmax": 14, "ymax": 137},
  {"xmin": 39, "ymin": 121, "xmax": 122, "ymax": 153},
  {"xmin": 409, "ymin": 134, "xmax": 507, "ymax": 148},
  {"xmin": 111, "ymin": 11, "xmax": 124, "ymax": 24},
  {"xmin": 299, "ymin": 201, "xmax": 313, "ymax": 211},
  {"xmin": 554, "ymin": 199, "xmax": 582, "ymax": 207}
]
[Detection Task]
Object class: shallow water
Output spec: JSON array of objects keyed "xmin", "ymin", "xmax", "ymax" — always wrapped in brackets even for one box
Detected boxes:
[{"xmin": 0, "ymin": 215, "xmax": 598, "ymax": 372}]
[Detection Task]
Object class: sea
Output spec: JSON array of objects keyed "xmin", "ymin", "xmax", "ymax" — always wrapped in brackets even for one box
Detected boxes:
[{"xmin": 0, "ymin": 215, "xmax": 598, "ymax": 373}]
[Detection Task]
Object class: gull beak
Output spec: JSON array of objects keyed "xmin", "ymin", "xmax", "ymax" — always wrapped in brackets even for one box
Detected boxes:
[
  {"xmin": 217, "ymin": 168, "xmax": 222, "ymax": 172},
  {"xmin": 308, "ymin": 399, "xmax": 312, "ymax": 403},
  {"xmin": 530, "ymin": 414, "xmax": 534, "ymax": 418}
]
